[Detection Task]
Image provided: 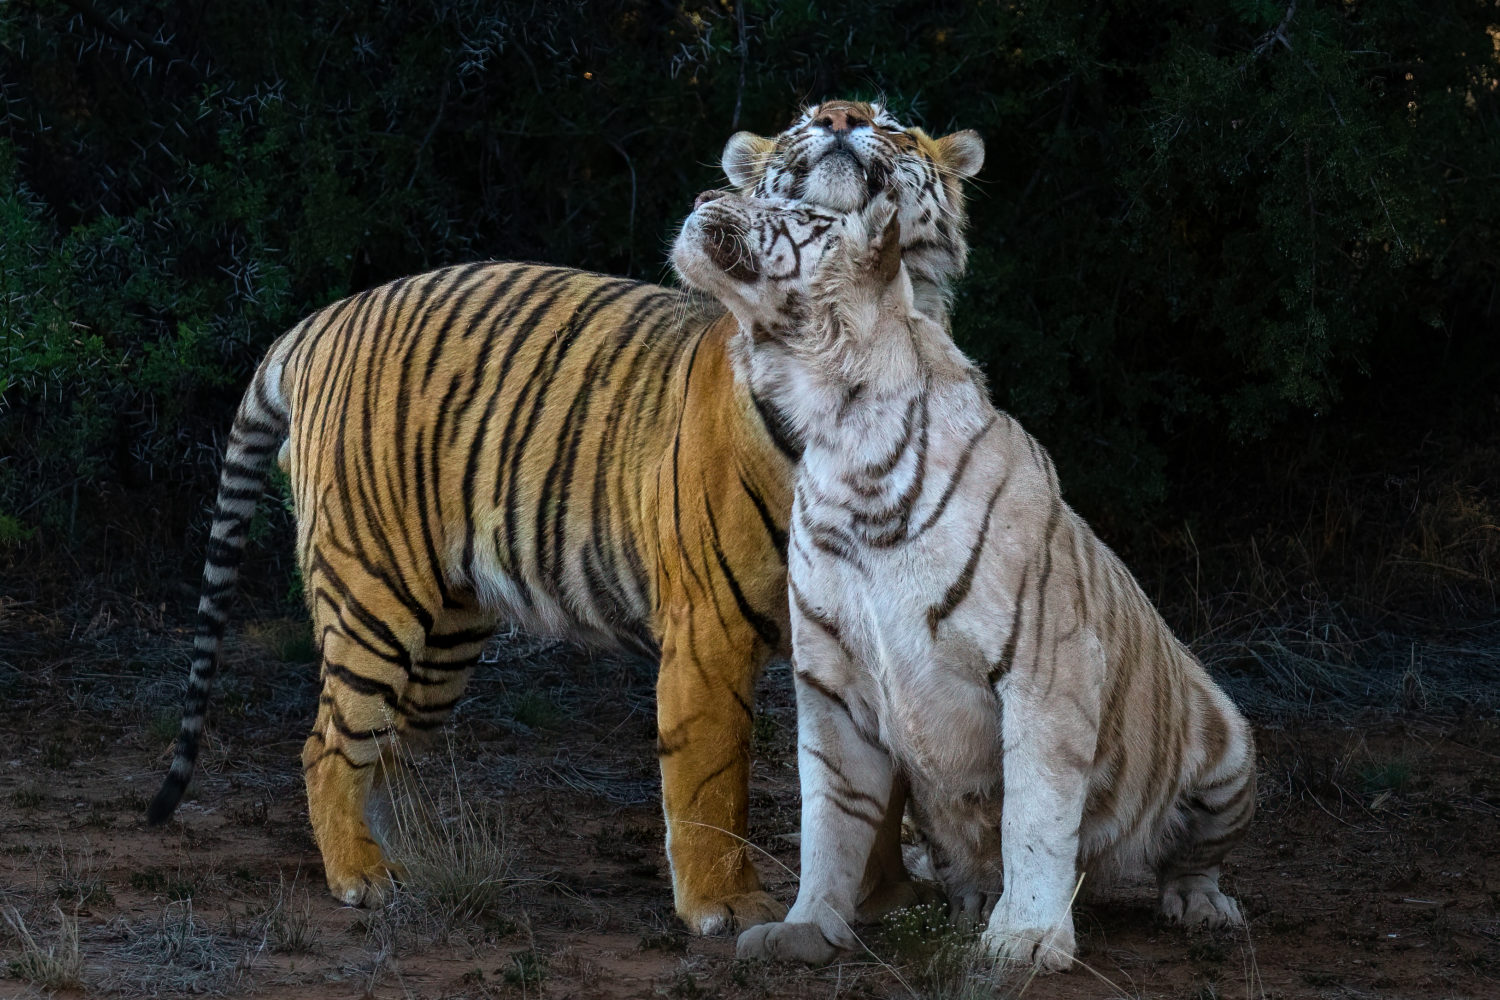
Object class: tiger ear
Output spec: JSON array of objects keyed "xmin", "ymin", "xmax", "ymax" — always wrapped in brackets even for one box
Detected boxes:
[
  {"xmin": 933, "ymin": 129, "xmax": 985, "ymax": 179},
  {"xmin": 722, "ymin": 132, "xmax": 775, "ymax": 190}
]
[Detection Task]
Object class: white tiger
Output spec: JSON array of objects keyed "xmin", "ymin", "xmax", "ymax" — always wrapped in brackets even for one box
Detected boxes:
[{"xmin": 670, "ymin": 191, "xmax": 1257, "ymax": 972}]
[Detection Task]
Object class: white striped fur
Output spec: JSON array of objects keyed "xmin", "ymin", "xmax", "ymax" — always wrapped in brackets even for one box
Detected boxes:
[{"xmin": 673, "ymin": 193, "xmax": 1256, "ymax": 972}]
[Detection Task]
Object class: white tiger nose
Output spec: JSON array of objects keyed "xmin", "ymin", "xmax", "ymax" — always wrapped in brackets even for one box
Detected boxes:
[{"xmin": 694, "ymin": 189, "xmax": 728, "ymax": 210}]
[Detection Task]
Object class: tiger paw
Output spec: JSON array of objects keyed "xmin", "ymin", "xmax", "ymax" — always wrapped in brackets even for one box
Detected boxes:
[
  {"xmin": 325, "ymin": 865, "xmax": 397, "ymax": 908},
  {"xmin": 1160, "ymin": 874, "xmax": 1243, "ymax": 928},
  {"xmin": 736, "ymin": 920, "xmax": 844, "ymax": 964},
  {"xmin": 322, "ymin": 840, "xmax": 399, "ymax": 907},
  {"xmin": 949, "ymin": 887, "xmax": 991, "ymax": 930},
  {"xmin": 980, "ymin": 909, "xmax": 1076, "ymax": 972},
  {"xmin": 679, "ymin": 890, "xmax": 788, "ymax": 936}
]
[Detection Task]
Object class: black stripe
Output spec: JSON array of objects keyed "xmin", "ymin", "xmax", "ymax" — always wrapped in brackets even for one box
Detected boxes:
[
  {"xmin": 751, "ymin": 391, "xmax": 803, "ymax": 461},
  {"xmin": 740, "ymin": 473, "xmax": 788, "ymax": 558},
  {"xmin": 795, "ymin": 668, "xmax": 852, "ymax": 717},
  {"xmin": 910, "ymin": 414, "xmax": 998, "ymax": 539},
  {"xmin": 988, "ymin": 563, "xmax": 1029, "ymax": 687},
  {"xmin": 704, "ymin": 496, "xmax": 781, "ymax": 649},
  {"xmin": 803, "ymin": 746, "xmax": 884, "ymax": 812},
  {"xmin": 425, "ymin": 627, "xmax": 494, "ymax": 650},
  {"xmin": 537, "ymin": 281, "xmax": 646, "ymax": 590},
  {"xmin": 827, "ymin": 795, "xmax": 883, "ymax": 828},
  {"xmin": 591, "ymin": 300, "xmax": 701, "ymax": 617},
  {"xmin": 858, "ymin": 393, "xmax": 919, "ymax": 480},
  {"xmin": 220, "ymin": 458, "xmax": 265, "ymax": 481},
  {"xmin": 1026, "ymin": 496, "xmax": 1064, "ymax": 674},
  {"xmin": 443, "ymin": 266, "xmax": 538, "ymax": 450},
  {"xmin": 308, "ymin": 555, "xmax": 415, "ymax": 668},
  {"xmin": 926, "ymin": 472, "xmax": 1008, "ymax": 636},
  {"xmin": 493, "ymin": 274, "xmax": 581, "ymax": 575},
  {"xmin": 686, "ymin": 755, "xmax": 740, "ymax": 808},
  {"xmin": 420, "ymin": 263, "xmax": 499, "ymax": 392},
  {"xmin": 457, "ymin": 268, "xmax": 565, "ymax": 583}
]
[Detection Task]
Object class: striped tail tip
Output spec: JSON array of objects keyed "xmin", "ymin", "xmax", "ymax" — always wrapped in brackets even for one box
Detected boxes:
[{"xmin": 146, "ymin": 775, "xmax": 187, "ymax": 825}]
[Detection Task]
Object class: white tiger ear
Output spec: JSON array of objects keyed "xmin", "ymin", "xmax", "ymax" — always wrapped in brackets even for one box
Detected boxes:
[
  {"xmin": 722, "ymin": 132, "xmax": 775, "ymax": 190},
  {"xmin": 934, "ymin": 129, "xmax": 985, "ymax": 179}
]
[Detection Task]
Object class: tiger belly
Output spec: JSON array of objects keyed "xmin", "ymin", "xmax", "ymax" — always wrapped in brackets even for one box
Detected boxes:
[{"xmin": 454, "ymin": 523, "xmax": 650, "ymax": 652}]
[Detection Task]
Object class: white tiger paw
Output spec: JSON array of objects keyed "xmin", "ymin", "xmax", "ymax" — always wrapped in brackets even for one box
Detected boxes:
[
  {"xmin": 1160, "ymin": 874, "xmax": 1243, "ymax": 928},
  {"xmin": 980, "ymin": 902, "xmax": 1076, "ymax": 972},
  {"xmin": 736, "ymin": 919, "xmax": 846, "ymax": 964}
]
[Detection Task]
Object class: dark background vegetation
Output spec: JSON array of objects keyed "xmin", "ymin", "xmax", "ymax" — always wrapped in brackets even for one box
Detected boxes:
[{"xmin": 2, "ymin": 0, "xmax": 1497, "ymax": 677}]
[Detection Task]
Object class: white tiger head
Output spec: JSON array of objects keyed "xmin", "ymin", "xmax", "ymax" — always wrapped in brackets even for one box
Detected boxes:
[
  {"xmin": 672, "ymin": 189, "xmax": 912, "ymax": 356},
  {"xmin": 719, "ymin": 100, "xmax": 984, "ymax": 319}
]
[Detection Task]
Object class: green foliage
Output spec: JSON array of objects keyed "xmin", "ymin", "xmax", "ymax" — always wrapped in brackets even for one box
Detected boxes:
[
  {"xmin": 876, "ymin": 903, "xmax": 985, "ymax": 998},
  {"xmin": 1, "ymin": 0, "xmax": 1496, "ymax": 545},
  {"xmin": 0, "ymin": 513, "xmax": 33, "ymax": 546}
]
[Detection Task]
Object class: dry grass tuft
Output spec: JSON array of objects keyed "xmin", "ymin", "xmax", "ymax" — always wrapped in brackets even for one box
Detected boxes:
[
  {"xmin": 256, "ymin": 873, "xmax": 318, "ymax": 955},
  {"xmin": 46, "ymin": 844, "xmax": 114, "ymax": 909},
  {"xmin": 378, "ymin": 747, "xmax": 522, "ymax": 938},
  {"xmin": 100, "ymin": 899, "xmax": 258, "ymax": 996},
  {"xmin": 2, "ymin": 904, "xmax": 84, "ymax": 991}
]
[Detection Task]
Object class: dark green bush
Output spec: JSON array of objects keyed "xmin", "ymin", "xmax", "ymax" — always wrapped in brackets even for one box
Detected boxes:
[{"xmin": 2, "ymin": 0, "xmax": 1495, "ymax": 556}]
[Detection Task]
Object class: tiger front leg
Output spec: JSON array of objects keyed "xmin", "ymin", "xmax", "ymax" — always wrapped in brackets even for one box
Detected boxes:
[
  {"xmin": 656, "ymin": 602, "xmax": 785, "ymax": 935},
  {"xmin": 736, "ymin": 622, "xmax": 893, "ymax": 965},
  {"xmin": 981, "ymin": 666, "xmax": 1100, "ymax": 973}
]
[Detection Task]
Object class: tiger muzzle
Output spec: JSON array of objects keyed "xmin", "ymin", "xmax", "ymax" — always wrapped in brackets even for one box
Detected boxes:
[{"xmin": 698, "ymin": 210, "xmax": 759, "ymax": 283}]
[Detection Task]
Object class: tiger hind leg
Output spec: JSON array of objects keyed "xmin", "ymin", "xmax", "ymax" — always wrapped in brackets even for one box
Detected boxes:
[
  {"xmin": 302, "ymin": 619, "xmax": 407, "ymax": 907},
  {"xmin": 855, "ymin": 774, "xmax": 942, "ymax": 921},
  {"xmin": 364, "ymin": 603, "xmax": 495, "ymax": 863},
  {"xmin": 302, "ymin": 588, "xmax": 491, "ymax": 907},
  {"xmin": 1156, "ymin": 714, "xmax": 1257, "ymax": 928}
]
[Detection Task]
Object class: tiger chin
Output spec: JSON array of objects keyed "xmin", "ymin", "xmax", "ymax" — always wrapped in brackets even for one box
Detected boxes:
[
  {"xmin": 672, "ymin": 191, "xmax": 1256, "ymax": 971},
  {"xmin": 142, "ymin": 101, "xmax": 984, "ymax": 936}
]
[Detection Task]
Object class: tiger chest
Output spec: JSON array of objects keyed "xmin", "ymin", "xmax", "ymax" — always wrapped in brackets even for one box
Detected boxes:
[{"xmin": 789, "ymin": 533, "xmax": 1001, "ymax": 783}]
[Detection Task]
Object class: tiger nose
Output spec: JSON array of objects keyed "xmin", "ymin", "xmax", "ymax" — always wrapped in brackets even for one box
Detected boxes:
[
  {"xmin": 694, "ymin": 190, "xmax": 727, "ymax": 210},
  {"xmin": 815, "ymin": 108, "xmax": 865, "ymax": 134}
]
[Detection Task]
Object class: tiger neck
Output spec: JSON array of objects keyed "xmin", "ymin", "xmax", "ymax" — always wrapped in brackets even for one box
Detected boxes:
[
  {"xmin": 742, "ymin": 305, "xmax": 985, "ymax": 488},
  {"xmin": 908, "ymin": 273, "xmax": 952, "ymax": 326}
]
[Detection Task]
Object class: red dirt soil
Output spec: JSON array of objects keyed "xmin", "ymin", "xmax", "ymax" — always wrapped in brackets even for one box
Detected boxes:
[{"xmin": 0, "ymin": 608, "xmax": 1497, "ymax": 999}]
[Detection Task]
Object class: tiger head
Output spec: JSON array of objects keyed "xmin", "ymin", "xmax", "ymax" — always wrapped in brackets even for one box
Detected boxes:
[
  {"xmin": 673, "ymin": 189, "xmax": 918, "ymax": 361},
  {"xmin": 719, "ymin": 100, "xmax": 983, "ymax": 319}
]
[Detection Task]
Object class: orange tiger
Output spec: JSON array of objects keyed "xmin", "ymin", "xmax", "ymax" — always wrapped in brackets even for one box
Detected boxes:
[{"xmin": 146, "ymin": 100, "xmax": 983, "ymax": 934}]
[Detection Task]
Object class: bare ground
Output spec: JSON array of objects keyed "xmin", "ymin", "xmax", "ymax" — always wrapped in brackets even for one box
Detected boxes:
[{"xmin": 1, "ymin": 599, "xmax": 1498, "ymax": 999}]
